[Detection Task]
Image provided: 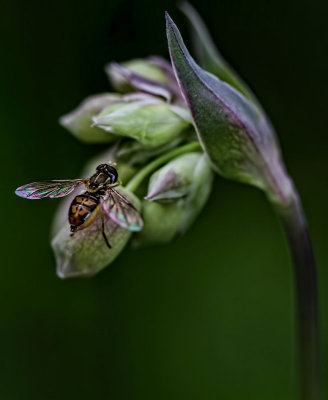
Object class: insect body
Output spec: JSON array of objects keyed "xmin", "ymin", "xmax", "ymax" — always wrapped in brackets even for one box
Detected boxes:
[
  {"xmin": 69, "ymin": 192, "xmax": 100, "ymax": 231},
  {"xmin": 15, "ymin": 164, "xmax": 143, "ymax": 249}
]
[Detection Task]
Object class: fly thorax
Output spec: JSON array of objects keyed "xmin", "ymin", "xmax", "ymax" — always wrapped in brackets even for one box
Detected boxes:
[
  {"xmin": 96, "ymin": 164, "xmax": 118, "ymax": 184},
  {"xmin": 88, "ymin": 172, "xmax": 109, "ymax": 191}
]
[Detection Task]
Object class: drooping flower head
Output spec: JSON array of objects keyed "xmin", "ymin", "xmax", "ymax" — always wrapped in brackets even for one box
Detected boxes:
[{"xmin": 51, "ymin": 4, "xmax": 294, "ymax": 278}]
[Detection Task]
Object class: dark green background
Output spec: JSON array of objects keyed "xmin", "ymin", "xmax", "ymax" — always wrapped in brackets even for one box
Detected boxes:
[{"xmin": 1, "ymin": 0, "xmax": 327, "ymax": 398}]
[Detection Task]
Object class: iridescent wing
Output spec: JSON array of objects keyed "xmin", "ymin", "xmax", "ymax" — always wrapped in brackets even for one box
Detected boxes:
[
  {"xmin": 15, "ymin": 179, "xmax": 86, "ymax": 199},
  {"xmin": 102, "ymin": 188, "xmax": 143, "ymax": 231}
]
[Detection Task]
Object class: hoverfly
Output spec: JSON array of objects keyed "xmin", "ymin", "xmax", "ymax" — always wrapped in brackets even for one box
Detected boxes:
[{"xmin": 15, "ymin": 163, "xmax": 143, "ymax": 248}]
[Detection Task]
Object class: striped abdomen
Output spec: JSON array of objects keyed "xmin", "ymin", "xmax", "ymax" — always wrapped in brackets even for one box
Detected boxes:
[{"xmin": 68, "ymin": 192, "xmax": 100, "ymax": 232}]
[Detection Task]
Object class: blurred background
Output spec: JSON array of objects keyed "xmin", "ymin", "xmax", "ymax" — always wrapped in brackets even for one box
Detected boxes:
[{"xmin": 1, "ymin": 0, "xmax": 327, "ymax": 398}]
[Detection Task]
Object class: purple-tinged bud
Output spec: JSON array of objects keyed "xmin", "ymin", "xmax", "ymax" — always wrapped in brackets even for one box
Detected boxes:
[
  {"xmin": 145, "ymin": 152, "xmax": 210, "ymax": 201},
  {"xmin": 105, "ymin": 57, "xmax": 185, "ymax": 104},
  {"xmin": 133, "ymin": 153, "xmax": 213, "ymax": 247},
  {"xmin": 108, "ymin": 62, "xmax": 173, "ymax": 101},
  {"xmin": 166, "ymin": 14, "xmax": 294, "ymax": 206}
]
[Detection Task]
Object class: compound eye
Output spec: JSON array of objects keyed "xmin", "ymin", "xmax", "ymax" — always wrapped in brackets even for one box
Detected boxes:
[
  {"xmin": 96, "ymin": 164, "xmax": 106, "ymax": 172},
  {"xmin": 109, "ymin": 172, "xmax": 118, "ymax": 184},
  {"xmin": 106, "ymin": 166, "xmax": 118, "ymax": 184}
]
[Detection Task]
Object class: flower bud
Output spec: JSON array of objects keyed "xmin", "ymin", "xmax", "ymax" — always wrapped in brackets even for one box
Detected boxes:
[
  {"xmin": 59, "ymin": 93, "xmax": 120, "ymax": 143},
  {"xmin": 132, "ymin": 200, "xmax": 186, "ymax": 247},
  {"xmin": 52, "ymin": 187, "xmax": 140, "ymax": 278},
  {"xmin": 105, "ymin": 57, "xmax": 185, "ymax": 103},
  {"xmin": 166, "ymin": 14, "xmax": 294, "ymax": 205},
  {"xmin": 133, "ymin": 153, "xmax": 213, "ymax": 247},
  {"xmin": 145, "ymin": 152, "xmax": 208, "ymax": 201},
  {"xmin": 92, "ymin": 96, "xmax": 189, "ymax": 148},
  {"xmin": 106, "ymin": 58, "xmax": 168, "ymax": 90}
]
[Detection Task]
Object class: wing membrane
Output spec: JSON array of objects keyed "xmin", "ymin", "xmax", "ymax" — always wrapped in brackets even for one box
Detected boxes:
[
  {"xmin": 15, "ymin": 179, "xmax": 85, "ymax": 199},
  {"xmin": 103, "ymin": 188, "xmax": 143, "ymax": 231}
]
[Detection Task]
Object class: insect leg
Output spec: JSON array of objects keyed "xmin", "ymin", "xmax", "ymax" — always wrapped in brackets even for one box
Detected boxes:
[
  {"xmin": 100, "ymin": 206, "xmax": 112, "ymax": 249},
  {"xmin": 109, "ymin": 182, "xmax": 120, "ymax": 188}
]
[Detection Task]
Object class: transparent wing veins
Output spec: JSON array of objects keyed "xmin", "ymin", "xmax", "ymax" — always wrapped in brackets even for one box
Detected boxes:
[
  {"xmin": 102, "ymin": 187, "xmax": 143, "ymax": 231},
  {"xmin": 15, "ymin": 179, "xmax": 86, "ymax": 199}
]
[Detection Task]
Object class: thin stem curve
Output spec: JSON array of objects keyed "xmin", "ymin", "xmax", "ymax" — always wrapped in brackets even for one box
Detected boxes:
[
  {"xmin": 275, "ymin": 191, "xmax": 321, "ymax": 400},
  {"xmin": 126, "ymin": 141, "xmax": 202, "ymax": 193}
]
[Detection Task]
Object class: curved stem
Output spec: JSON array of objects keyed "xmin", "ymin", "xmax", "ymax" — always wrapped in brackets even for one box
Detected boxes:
[
  {"xmin": 275, "ymin": 191, "xmax": 321, "ymax": 400},
  {"xmin": 126, "ymin": 141, "xmax": 202, "ymax": 193}
]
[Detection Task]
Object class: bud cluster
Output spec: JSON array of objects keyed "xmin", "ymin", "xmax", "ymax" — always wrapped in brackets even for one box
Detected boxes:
[
  {"xmin": 53, "ymin": 55, "xmax": 213, "ymax": 278},
  {"xmin": 52, "ymin": 5, "xmax": 291, "ymax": 278}
]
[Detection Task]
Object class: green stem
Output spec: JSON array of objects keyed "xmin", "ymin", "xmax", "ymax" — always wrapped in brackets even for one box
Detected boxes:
[
  {"xmin": 275, "ymin": 191, "xmax": 321, "ymax": 400},
  {"xmin": 126, "ymin": 141, "xmax": 202, "ymax": 193}
]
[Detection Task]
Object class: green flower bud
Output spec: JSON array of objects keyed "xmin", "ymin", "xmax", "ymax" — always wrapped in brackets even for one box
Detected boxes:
[
  {"xmin": 106, "ymin": 57, "xmax": 186, "ymax": 104},
  {"xmin": 166, "ymin": 14, "xmax": 294, "ymax": 206},
  {"xmin": 59, "ymin": 93, "xmax": 120, "ymax": 143},
  {"xmin": 145, "ymin": 152, "xmax": 207, "ymax": 201},
  {"xmin": 92, "ymin": 96, "xmax": 190, "ymax": 148},
  {"xmin": 133, "ymin": 200, "xmax": 185, "ymax": 247},
  {"xmin": 106, "ymin": 58, "xmax": 169, "ymax": 92},
  {"xmin": 52, "ymin": 187, "xmax": 140, "ymax": 278},
  {"xmin": 133, "ymin": 153, "xmax": 213, "ymax": 247}
]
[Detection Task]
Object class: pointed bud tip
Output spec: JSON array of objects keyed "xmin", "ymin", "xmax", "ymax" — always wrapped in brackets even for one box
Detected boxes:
[
  {"xmin": 165, "ymin": 12, "xmax": 174, "ymax": 26},
  {"xmin": 166, "ymin": 12, "xmax": 179, "ymax": 36},
  {"xmin": 58, "ymin": 114, "xmax": 68, "ymax": 127},
  {"xmin": 109, "ymin": 62, "xmax": 129, "ymax": 76},
  {"xmin": 144, "ymin": 193, "xmax": 161, "ymax": 201}
]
